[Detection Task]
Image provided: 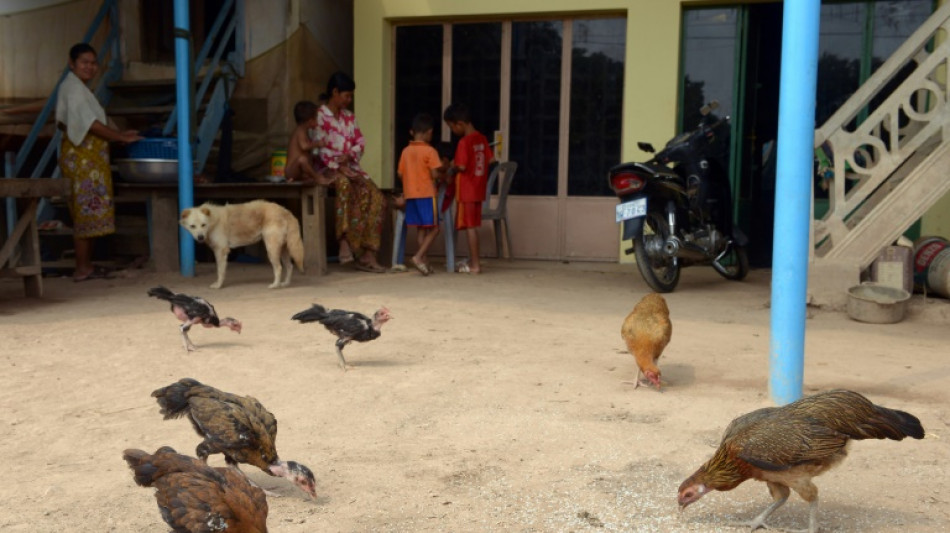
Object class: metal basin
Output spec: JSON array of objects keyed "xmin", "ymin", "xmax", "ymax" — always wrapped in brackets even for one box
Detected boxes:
[
  {"xmin": 115, "ymin": 158, "xmax": 191, "ymax": 183},
  {"xmin": 846, "ymin": 283, "xmax": 911, "ymax": 324}
]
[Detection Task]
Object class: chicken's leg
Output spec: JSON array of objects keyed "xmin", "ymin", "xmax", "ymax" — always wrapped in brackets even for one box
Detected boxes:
[
  {"xmin": 334, "ymin": 339, "xmax": 351, "ymax": 371},
  {"xmin": 179, "ymin": 318, "xmax": 201, "ymax": 351},
  {"xmin": 737, "ymin": 482, "xmax": 789, "ymax": 531},
  {"xmin": 621, "ymin": 369, "xmax": 643, "ymax": 389}
]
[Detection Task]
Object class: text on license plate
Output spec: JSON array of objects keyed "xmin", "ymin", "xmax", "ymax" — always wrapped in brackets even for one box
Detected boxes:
[{"xmin": 615, "ymin": 198, "xmax": 647, "ymax": 222}]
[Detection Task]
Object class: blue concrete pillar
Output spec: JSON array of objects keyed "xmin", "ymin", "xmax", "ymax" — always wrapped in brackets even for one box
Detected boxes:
[
  {"xmin": 770, "ymin": 0, "xmax": 821, "ymax": 405},
  {"xmin": 174, "ymin": 0, "xmax": 195, "ymax": 276}
]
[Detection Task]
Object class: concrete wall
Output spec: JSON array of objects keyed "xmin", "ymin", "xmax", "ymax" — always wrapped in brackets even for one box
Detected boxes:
[{"xmin": 0, "ymin": 0, "xmax": 107, "ymax": 98}]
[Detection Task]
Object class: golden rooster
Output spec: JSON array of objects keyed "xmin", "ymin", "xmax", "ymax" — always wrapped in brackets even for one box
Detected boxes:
[
  {"xmin": 678, "ymin": 389, "xmax": 925, "ymax": 532},
  {"xmin": 123, "ymin": 446, "xmax": 268, "ymax": 533},
  {"xmin": 620, "ymin": 293, "xmax": 672, "ymax": 390}
]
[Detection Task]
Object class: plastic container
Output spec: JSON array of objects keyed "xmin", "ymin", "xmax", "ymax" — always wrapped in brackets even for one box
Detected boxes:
[
  {"xmin": 126, "ymin": 138, "xmax": 179, "ymax": 160},
  {"xmin": 913, "ymin": 236, "xmax": 950, "ymax": 297},
  {"xmin": 270, "ymin": 150, "xmax": 288, "ymax": 178},
  {"xmin": 846, "ymin": 283, "xmax": 911, "ymax": 324},
  {"xmin": 870, "ymin": 245, "xmax": 913, "ymax": 294}
]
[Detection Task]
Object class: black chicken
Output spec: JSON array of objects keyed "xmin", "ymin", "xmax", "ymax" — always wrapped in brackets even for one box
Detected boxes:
[
  {"xmin": 123, "ymin": 446, "xmax": 268, "ymax": 533},
  {"xmin": 151, "ymin": 378, "xmax": 317, "ymax": 499},
  {"xmin": 291, "ymin": 303, "xmax": 393, "ymax": 371},
  {"xmin": 148, "ymin": 286, "xmax": 242, "ymax": 351}
]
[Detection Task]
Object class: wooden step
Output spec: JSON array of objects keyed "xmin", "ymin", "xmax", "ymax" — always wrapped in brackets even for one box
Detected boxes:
[{"xmin": 108, "ymin": 79, "xmax": 178, "ymax": 91}]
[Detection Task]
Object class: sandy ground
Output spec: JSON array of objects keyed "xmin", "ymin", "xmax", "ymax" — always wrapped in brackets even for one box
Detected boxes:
[{"xmin": 1, "ymin": 259, "xmax": 949, "ymax": 532}]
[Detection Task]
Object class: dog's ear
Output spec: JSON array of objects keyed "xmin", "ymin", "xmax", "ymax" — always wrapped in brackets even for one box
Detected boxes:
[
  {"xmin": 180, "ymin": 208, "xmax": 191, "ymax": 220},
  {"xmin": 201, "ymin": 207, "xmax": 211, "ymax": 217}
]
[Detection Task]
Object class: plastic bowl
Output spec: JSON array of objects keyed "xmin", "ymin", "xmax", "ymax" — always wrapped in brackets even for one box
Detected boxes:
[{"xmin": 846, "ymin": 283, "xmax": 911, "ymax": 324}]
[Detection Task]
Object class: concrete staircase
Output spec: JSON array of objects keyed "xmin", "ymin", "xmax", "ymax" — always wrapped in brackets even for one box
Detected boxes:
[{"xmin": 809, "ymin": 2, "xmax": 950, "ymax": 307}]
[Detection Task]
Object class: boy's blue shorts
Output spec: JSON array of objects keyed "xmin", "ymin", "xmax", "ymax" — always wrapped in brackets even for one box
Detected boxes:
[{"xmin": 405, "ymin": 197, "xmax": 438, "ymax": 227}]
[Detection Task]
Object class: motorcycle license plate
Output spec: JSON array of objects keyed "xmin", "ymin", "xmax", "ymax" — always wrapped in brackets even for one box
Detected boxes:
[{"xmin": 615, "ymin": 198, "xmax": 647, "ymax": 222}]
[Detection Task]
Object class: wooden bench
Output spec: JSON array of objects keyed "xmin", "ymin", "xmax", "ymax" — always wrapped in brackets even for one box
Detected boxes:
[
  {"xmin": 0, "ymin": 178, "xmax": 69, "ymax": 297},
  {"xmin": 114, "ymin": 182, "xmax": 328, "ymax": 276}
]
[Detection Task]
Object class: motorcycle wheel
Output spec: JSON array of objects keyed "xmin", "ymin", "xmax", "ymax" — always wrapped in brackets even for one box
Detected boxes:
[
  {"xmin": 712, "ymin": 242, "xmax": 750, "ymax": 281},
  {"xmin": 634, "ymin": 210, "xmax": 680, "ymax": 293}
]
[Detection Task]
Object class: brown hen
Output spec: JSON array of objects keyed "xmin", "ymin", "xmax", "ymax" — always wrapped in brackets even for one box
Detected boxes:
[
  {"xmin": 620, "ymin": 293, "xmax": 672, "ymax": 390},
  {"xmin": 152, "ymin": 378, "xmax": 316, "ymax": 499},
  {"xmin": 123, "ymin": 446, "xmax": 268, "ymax": 533},
  {"xmin": 678, "ymin": 389, "xmax": 925, "ymax": 532}
]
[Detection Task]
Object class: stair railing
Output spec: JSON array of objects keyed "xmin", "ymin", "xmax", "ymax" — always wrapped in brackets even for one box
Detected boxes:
[
  {"xmin": 8, "ymin": 0, "xmax": 121, "ymax": 180},
  {"xmin": 162, "ymin": 0, "xmax": 245, "ymax": 171},
  {"xmin": 812, "ymin": 2, "xmax": 950, "ymax": 260}
]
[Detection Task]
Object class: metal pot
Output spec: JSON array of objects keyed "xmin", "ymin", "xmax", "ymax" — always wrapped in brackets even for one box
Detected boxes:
[{"xmin": 115, "ymin": 159, "xmax": 191, "ymax": 183}]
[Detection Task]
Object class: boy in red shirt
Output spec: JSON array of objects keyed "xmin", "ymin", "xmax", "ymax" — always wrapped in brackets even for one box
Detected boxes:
[
  {"xmin": 443, "ymin": 103, "xmax": 493, "ymax": 274},
  {"xmin": 397, "ymin": 113, "xmax": 443, "ymax": 275}
]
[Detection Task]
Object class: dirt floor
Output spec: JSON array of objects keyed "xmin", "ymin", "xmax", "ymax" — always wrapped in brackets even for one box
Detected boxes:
[{"xmin": 1, "ymin": 259, "xmax": 949, "ymax": 532}]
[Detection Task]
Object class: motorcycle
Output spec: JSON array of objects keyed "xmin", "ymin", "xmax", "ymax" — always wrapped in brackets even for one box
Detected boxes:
[{"xmin": 607, "ymin": 101, "xmax": 749, "ymax": 292}]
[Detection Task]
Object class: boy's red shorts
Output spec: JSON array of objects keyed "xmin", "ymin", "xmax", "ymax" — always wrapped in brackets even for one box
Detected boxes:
[{"xmin": 455, "ymin": 201, "xmax": 483, "ymax": 230}]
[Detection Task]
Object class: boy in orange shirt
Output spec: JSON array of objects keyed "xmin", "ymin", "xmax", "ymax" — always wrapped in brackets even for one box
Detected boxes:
[
  {"xmin": 397, "ymin": 113, "xmax": 443, "ymax": 275},
  {"xmin": 443, "ymin": 103, "xmax": 493, "ymax": 274}
]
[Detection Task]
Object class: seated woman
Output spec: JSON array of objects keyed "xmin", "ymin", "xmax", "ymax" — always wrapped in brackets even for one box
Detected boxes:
[{"xmin": 312, "ymin": 71, "xmax": 386, "ymax": 273}]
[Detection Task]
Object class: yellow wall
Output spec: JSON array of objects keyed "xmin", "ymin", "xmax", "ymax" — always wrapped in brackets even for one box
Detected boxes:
[
  {"xmin": 354, "ymin": 0, "xmax": 685, "ymax": 189},
  {"xmin": 356, "ymin": 0, "xmax": 950, "ymax": 239}
]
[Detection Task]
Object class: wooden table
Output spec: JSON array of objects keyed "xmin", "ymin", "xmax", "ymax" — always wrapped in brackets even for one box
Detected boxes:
[
  {"xmin": 0, "ymin": 178, "xmax": 69, "ymax": 297},
  {"xmin": 114, "ymin": 182, "xmax": 328, "ymax": 275}
]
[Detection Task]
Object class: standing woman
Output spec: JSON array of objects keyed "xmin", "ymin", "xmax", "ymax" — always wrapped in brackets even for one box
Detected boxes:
[
  {"xmin": 56, "ymin": 43, "xmax": 141, "ymax": 281},
  {"xmin": 313, "ymin": 71, "xmax": 386, "ymax": 273}
]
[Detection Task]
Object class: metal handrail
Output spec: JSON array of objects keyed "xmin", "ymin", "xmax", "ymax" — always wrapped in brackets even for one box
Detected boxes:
[
  {"xmin": 10, "ymin": 0, "xmax": 120, "ymax": 179},
  {"xmin": 162, "ymin": 0, "xmax": 238, "ymax": 136}
]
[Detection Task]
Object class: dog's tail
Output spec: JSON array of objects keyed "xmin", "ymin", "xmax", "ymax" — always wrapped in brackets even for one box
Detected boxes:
[{"xmin": 287, "ymin": 218, "xmax": 305, "ymax": 273}]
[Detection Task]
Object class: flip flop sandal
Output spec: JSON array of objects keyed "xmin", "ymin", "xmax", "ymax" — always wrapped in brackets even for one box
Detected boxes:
[
  {"xmin": 354, "ymin": 262, "xmax": 386, "ymax": 273},
  {"xmin": 410, "ymin": 258, "xmax": 430, "ymax": 276},
  {"xmin": 74, "ymin": 265, "xmax": 114, "ymax": 282}
]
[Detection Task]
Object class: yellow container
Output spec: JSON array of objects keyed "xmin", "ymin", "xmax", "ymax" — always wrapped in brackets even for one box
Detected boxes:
[{"xmin": 270, "ymin": 150, "xmax": 288, "ymax": 177}]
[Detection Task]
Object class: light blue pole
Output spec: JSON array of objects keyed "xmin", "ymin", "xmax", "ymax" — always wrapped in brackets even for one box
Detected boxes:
[
  {"xmin": 770, "ymin": 0, "xmax": 821, "ymax": 405},
  {"xmin": 174, "ymin": 0, "xmax": 195, "ymax": 276}
]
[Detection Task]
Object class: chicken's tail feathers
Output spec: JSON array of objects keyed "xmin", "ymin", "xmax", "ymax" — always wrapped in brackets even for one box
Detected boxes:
[
  {"xmin": 292, "ymin": 304, "xmax": 329, "ymax": 323},
  {"xmin": 147, "ymin": 286, "xmax": 175, "ymax": 301},
  {"xmin": 122, "ymin": 446, "xmax": 178, "ymax": 486},
  {"xmin": 151, "ymin": 378, "xmax": 203, "ymax": 419}
]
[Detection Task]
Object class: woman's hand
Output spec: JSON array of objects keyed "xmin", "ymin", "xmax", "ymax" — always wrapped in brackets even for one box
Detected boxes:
[{"xmin": 119, "ymin": 130, "xmax": 144, "ymax": 144}]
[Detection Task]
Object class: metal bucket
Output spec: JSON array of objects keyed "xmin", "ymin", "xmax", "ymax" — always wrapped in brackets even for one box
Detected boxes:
[
  {"xmin": 871, "ymin": 245, "xmax": 913, "ymax": 294},
  {"xmin": 913, "ymin": 236, "xmax": 950, "ymax": 297}
]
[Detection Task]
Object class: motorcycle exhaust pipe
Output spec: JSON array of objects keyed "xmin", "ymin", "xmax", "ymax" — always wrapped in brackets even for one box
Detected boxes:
[{"xmin": 663, "ymin": 236, "xmax": 708, "ymax": 261}]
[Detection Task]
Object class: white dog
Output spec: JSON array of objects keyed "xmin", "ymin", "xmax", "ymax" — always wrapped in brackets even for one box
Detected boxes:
[{"xmin": 179, "ymin": 200, "xmax": 305, "ymax": 289}]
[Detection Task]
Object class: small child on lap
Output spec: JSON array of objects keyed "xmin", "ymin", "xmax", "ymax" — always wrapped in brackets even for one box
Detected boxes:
[{"xmin": 285, "ymin": 101, "xmax": 333, "ymax": 185}]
